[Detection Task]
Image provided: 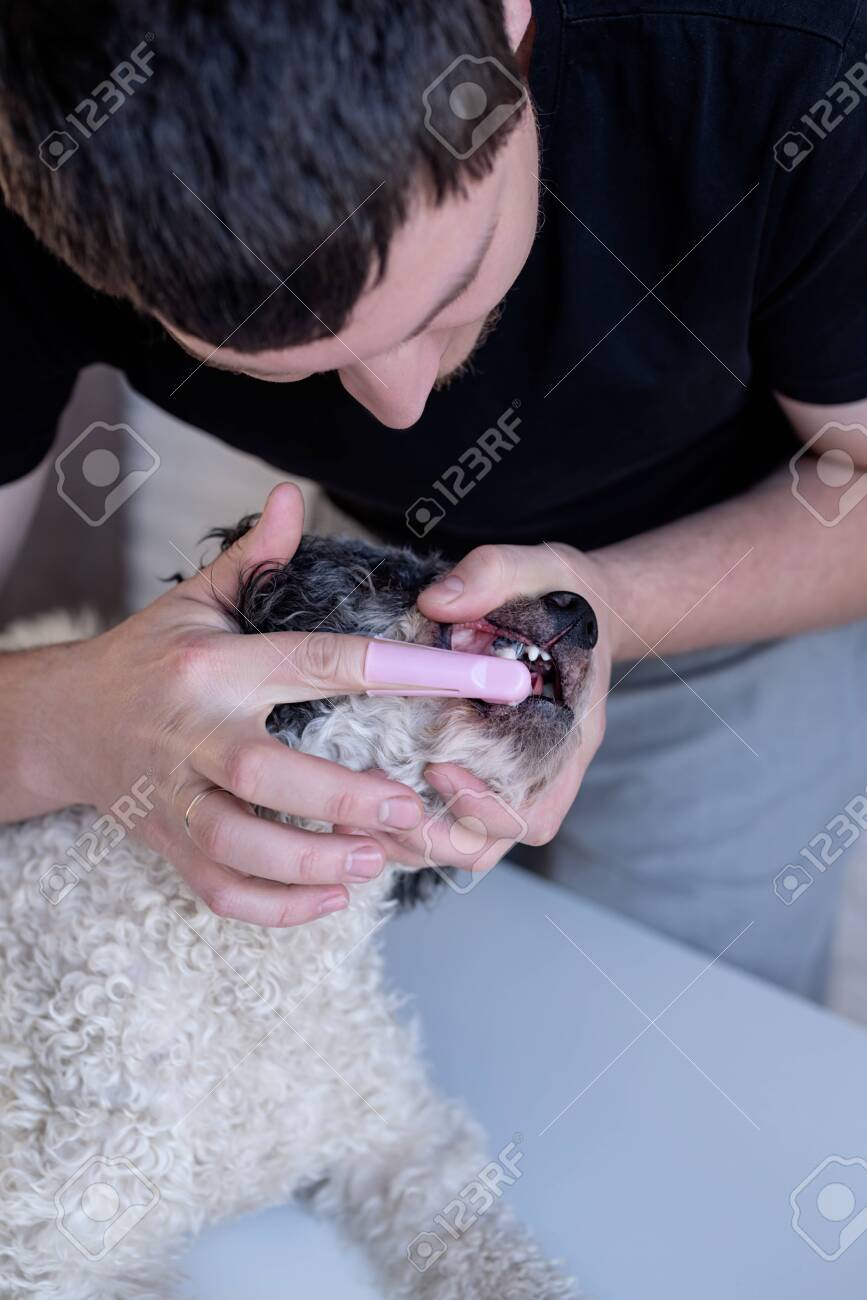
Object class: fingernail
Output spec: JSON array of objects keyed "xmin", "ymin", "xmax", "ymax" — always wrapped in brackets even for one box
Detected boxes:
[
  {"xmin": 424, "ymin": 768, "xmax": 455, "ymax": 797},
  {"xmin": 318, "ymin": 892, "xmax": 349, "ymax": 916},
  {"xmin": 379, "ymin": 797, "xmax": 421, "ymax": 830},
  {"xmin": 345, "ymin": 847, "xmax": 383, "ymax": 882},
  {"xmin": 427, "ymin": 575, "xmax": 464, "ymax": 601}
]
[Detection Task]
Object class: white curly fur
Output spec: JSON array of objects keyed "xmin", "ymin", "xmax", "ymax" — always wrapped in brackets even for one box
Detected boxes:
[{"xmin": 0, "ymin": 610, "xmax": 581, "ymax": 1300}]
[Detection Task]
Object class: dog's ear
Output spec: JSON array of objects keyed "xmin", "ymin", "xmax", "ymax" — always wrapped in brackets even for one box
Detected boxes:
[
  {"xmin": 203, "ymin": 515, "xmax": 260, "ymax": 554},
  {"xmin": 200, "ymin": 516, "xmax": 292, "ymax": 634}
]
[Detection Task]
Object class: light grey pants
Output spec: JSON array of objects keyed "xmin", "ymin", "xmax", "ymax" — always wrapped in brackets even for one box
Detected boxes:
[{"xmin": 541, "ymin": 620, "xmax": 867, "ymax": 1001}]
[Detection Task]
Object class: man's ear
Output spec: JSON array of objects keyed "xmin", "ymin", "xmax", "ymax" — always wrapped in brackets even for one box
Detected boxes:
[{"xmin": 503, "ymin": 0, "xmax": 533, "ymax": 51}]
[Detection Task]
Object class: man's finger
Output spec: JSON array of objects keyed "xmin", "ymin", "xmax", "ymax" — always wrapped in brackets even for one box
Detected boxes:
[
  {"xmin": 225, "ymin": 628, "xmax": 380, "ymax": 703},
  {"xmin": 423, "ymin": 764, "xmax": 529, "ymax": 840},
  {"xmin": 417, "ymin": 543, "xmax": 563, "ymax": 622},
  {"xmin": 225, "ymin": 628, "xmax": 529, "ymax": 706},
  {"xmin": 335, "ymin": 822, "xmax": 510, "ymax": 874},
  {"xmin": 225, "ymin": 627, "xmax": 427, "ymax": 703},
  {"xmin": 193, "ymin": 481, "xmax": 305, "ymax": 616},
  {"xmin": 174, "ymin": 846, "xmax": 349, "ymax": 927},
  {"xmin": 183, "ymin": 787, "xmax": 384, "ymax": 884},
  {"xmin": 195, "ymin": 743, "xmax": 425, "ymax": 832},
  {"xmin": 423, "ymin": 763, "xmax": 488, "ymax": 800}
]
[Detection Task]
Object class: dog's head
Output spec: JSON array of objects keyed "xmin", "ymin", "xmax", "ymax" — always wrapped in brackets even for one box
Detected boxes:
[{"xmin": 216, "ymin": 523, "xmax": 597, "ymax": 814}]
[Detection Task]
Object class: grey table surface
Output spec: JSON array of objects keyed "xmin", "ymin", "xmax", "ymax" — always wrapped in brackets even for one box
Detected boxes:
[{"xmin": 182, "ymin": 863, "xmax": 867, "ymax": 1298}]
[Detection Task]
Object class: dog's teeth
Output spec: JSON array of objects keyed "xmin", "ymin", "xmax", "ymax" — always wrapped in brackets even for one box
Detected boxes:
[
  {"xmin": 491, "ymin": 639, "xmax": 520, "ymax": 660},
  {"xmin": 526, "ymin": 645, "xmax": 541, "ymax": 662},
  {"xmin": 540, "ymin": 649, "xmax": 552, "ymax": 662},
  {"xmin": 492, "ymin": 637, "xmax": 530, "ymax": 661}
]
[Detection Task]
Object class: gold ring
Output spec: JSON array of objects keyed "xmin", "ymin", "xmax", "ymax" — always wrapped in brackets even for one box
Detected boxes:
[{"xmin": 183, "ymin": 786, "xmax": 223, "ymax": 838}]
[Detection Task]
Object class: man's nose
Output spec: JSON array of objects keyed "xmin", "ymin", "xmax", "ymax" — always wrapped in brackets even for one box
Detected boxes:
[
  {"xmin": 542, "ymin": 591, "xmax": 599, "ymax": 649},
  {"xmin": 339, "ymin": 338, "xmax": 442, "ymax": 429}
]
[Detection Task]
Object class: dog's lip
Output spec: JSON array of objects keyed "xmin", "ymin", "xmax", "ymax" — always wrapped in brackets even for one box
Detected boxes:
[
  {"xmin": 443, "ymin": 616, "xmax": 582, "ymax": 655},
  {"xmin": 441, "ymin": 618, "xmax": 569, "ymax": 708},
  {"xmin": 444, "ymin": 617, "xmax": 564, "ymax": 650},
  {"xmin": 442, "ymin": 617, "xmax": 572, "ymax": 659}
]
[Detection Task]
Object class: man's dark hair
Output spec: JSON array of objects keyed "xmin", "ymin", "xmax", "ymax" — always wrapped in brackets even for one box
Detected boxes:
[{"xmin": 0, "ymin": 2, "xmax": 521, "ymax": 350}]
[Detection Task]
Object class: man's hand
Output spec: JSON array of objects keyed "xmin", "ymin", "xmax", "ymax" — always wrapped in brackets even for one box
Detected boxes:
[
  {"xmin": 336, "ymin": 543, "xmax": 617, "ymax": 872},
  {"xmin": 24, "ymin": 484, "xmax": 441, "ymax": 927}
]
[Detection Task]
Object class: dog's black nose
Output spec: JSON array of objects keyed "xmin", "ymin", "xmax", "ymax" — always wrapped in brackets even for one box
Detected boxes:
[{"xmin": 543, "ymin": 591, "xmax": 598, "ymax": 649}]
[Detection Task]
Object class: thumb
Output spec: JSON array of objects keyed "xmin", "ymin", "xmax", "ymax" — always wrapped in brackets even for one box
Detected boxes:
[
  {"xmin": 197, "ymin": 482, "xmax": 305, "ymax": 612},
  {"xmin": 418, "ymin": 543, "xmax": 554, "ymax": 622}
]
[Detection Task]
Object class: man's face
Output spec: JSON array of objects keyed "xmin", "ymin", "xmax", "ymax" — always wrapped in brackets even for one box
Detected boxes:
[{"xmin": 165, "ymin": 104, "xmax": 540, "ymax": 429}]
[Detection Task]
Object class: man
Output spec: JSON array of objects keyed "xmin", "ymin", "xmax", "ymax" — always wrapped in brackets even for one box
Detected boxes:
[{"xmin": 1, "ymin": 0, "xmax": 865, "ymax": 997}]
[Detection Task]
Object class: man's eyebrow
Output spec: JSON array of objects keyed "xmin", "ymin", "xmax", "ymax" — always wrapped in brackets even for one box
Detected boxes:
[{"xmin": 404, "ymin": 221, "xmax": 498, "ymax": 340}]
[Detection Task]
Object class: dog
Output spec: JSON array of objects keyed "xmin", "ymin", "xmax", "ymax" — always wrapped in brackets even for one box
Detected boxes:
[{"xmin": 0, "ymin": 524, "xmax": 598, "ymax": 1299}]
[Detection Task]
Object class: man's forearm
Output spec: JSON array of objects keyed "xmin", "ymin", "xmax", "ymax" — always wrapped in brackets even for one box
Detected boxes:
[{"xmin": 595, "ymin": 462, "xmax": 867, "ymax": 661}]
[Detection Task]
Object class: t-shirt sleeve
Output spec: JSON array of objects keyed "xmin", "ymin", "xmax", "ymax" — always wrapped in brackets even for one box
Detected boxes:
[
  {"xmin": 751, "ymin": 30, "xmax": 867, "ymax": 405},
  {"xmin": 0, "ymin": 208, "xmax": 89, "ymax": 484},
  {"xmin": 752, "ymin": 174, "xmax": 867, "ymax": 405}
]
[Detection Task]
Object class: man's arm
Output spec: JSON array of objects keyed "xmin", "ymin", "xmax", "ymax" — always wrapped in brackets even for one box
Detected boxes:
[
  {"xmin": 598, "ymin": 395, "xmax": 867, "ymax": 660},
  {"xmin": 418, "ymin": 393, "xmax": 867, "ymax": 666},
  {"xmin": 0, "ymin": 483, "xmax": 444, "ymax": 926},
  {"xmin": 414, "ymin": 394, "xmax": 867, "ymax": 847}
]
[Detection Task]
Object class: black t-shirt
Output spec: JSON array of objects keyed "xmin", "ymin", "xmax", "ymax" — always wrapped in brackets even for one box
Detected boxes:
[{"xmin": 4, "ymin": 0, "xmax": 867, "ymax": 558}]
